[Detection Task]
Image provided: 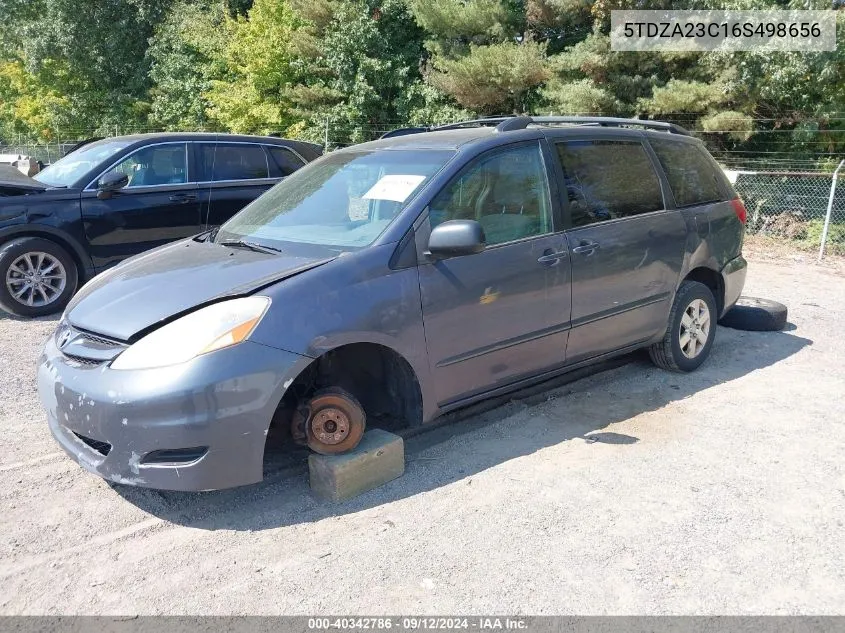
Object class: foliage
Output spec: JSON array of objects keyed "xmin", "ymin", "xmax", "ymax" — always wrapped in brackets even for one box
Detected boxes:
[
  {"xmin": 0, "ymin": 0, "xmax": 172, "ymax": 139},
  {"xmin": 204, "ymin": 0, "xmax": 303, "ymax": 134},
  {"xmin": 409, "ymin": 0, "xmax": 511, "ymax": 52},
  {"xmin": 639, "ymin": 80, "xmax": 728, "ymax": 115},
  {"xmin": 0, "ymin": 59, "xmax": 71, "ymax": 140},
  {"xmin": 540, "ymin": 78, "xmax": 619, "ymax": 115},
  {"xmin": 284, "ymin": 0, "xmax": 429, "ymax": 145},
  {"xmin": 698, "ymin": 110, "xmax": 754, "ymax": 143},
  {"xmin": 0, "ymin": 0, "xmax": 840, "ymax": 167},
  {"xmin": 147, "ymin": 0, "xmax": 228, "ymax": 130},
  {"xmin": 25, "ymin": 0, "xmax": 170, "ymax": 131},
  {"xmin": 429, "ymin": 41, "xmax": 550, "ymax": 114}
]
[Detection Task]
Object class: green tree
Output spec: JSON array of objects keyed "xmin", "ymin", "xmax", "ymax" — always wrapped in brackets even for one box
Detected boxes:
[
  {"xmin": 285, "ymin": 0, "xmax": 428, "ymax": 145},
  {"xmin": 429, "ymin": 41, "xmax": 549, "ymax": 114},
  {"xmin": 147, "ymin": 0, "xmax": 228, "ymax": 130},
  {"xmin": 204, "ymin": 0, "xmax": 303, "ymax": 133},
  {"xmin": 541, "ymin": 0, "xmax": 842, "ymax": 163},
  {"xmin": 408, "ymin": 0, "xmax": 593, "ymax": 115},
  {"xmin": 20, "ymin": 0, "xmax": 172, "ymax": 133},
  {"xmin": 0, "ymin": 59, "xmax": 72, "ymax": 141}
]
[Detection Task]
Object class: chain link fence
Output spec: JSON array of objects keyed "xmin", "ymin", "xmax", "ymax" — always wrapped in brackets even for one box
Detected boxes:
[
  {"xmin": 0, "ymin": 141, "xmax": 83, "ymax": 167},
  {"xmin": 727, "ymin": 163, "xmax": 845, "ymax": 259}
]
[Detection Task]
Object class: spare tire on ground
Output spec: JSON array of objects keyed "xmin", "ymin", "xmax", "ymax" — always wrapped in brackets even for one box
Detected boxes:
[{"xmin": 719, "ymin": 297, "xmax": 788, "ymax": 332}]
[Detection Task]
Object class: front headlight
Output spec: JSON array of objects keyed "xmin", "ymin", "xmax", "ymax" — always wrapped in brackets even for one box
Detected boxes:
[{"xmin": 111, "ymin": 297, "xmax": 271, "ymax": 370}]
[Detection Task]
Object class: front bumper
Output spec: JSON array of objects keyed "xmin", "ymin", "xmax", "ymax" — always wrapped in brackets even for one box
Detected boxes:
[
  {"xmin": 37, "ymin": 336, "xmax": 310, "ymax": 491},
  {"xmin": 720, "ymin": 254, "xmax": 748, "ymax": 317}
]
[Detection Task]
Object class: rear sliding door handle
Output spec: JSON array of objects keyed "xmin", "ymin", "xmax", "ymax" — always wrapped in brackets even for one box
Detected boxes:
[{"xmin": 572, "ymin": 241, "xmax": 600, "ymax": 255}]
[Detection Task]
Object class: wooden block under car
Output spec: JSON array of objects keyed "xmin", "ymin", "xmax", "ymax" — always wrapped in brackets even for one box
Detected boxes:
[{"xmin": 308, "ymin": 429, "xmax": 404, "ymax": 502}]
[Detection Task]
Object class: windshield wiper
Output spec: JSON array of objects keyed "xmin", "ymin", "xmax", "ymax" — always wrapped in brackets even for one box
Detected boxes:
[{"xmin": 219, "ymin": 239, "xmax": 283, "ymax": 255}]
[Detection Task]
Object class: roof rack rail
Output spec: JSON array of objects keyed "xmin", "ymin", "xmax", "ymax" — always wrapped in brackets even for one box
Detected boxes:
[
  {"xmin": 379, "ymin": 126, "xmax": 430, "ymax": 139},
  {"xmin": 379, "ymin": 117, "xmax": 517, "ymax": 139},
  {"xmin": 378, "ymin": 115, "xmax": 691, "ymax": 140},
  {"xmin": 531, "ymin": 116, "xmax": 691, "ymax": 136},
  {"xmin": 527, "ymin": 116, "xmax": 691, "ymax": 136},
  {"xmin": 432, "ymin": 117, "xmax": 512, "ymax": 131}
]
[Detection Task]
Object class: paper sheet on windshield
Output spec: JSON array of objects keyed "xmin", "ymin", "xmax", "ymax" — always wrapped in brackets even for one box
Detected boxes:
[{"xmin": 362, "ymin": 175, "xmax": 426, "ymax": 203}]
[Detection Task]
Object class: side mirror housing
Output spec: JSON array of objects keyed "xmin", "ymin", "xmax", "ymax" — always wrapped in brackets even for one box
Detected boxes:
[
  {"xmin": 427, "ymin": 219, "xmax": 486, "ymax": 259},
  {"xmin": 96, "ymin": 171, "xmax": 129, "ymax": 199}
]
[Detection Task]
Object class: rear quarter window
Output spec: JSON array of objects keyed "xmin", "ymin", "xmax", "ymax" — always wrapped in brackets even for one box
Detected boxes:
[
  {"xmin": 267, "ymin": 146, "xmax": 305, "ymax": 177},
  {"xmin": 649, "ymin": 138, "xmax": 726, "ymax": 207}
]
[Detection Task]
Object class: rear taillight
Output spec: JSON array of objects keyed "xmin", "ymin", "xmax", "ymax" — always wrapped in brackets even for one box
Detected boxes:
[{"xmin": 730, "ymin": 198, "xmax": 747, "ymax": 224}]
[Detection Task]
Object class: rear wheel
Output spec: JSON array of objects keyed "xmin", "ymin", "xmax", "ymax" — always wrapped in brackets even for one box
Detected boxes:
[
  {"xmin": 0, "ymin": 237, "xmax": 78, "ymax": 318},
  {"xmin": 649, "ymin": 280, "xmax": 717, "ymax": 373}
]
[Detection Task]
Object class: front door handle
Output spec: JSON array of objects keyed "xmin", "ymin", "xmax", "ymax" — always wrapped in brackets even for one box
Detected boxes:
[
  {"xmin": 572, "ymin": 240, "xmax": 600, "ymax": 255},
  {"xmin": 169, "ymin": 193, "xmax": 197, "ymax": 203},
  {"xmin": 537, "ymin": 249, "xmax": 568, "ymax": 265}
]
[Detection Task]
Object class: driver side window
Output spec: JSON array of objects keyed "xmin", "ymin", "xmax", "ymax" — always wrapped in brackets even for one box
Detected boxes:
[
  {"xmin": 110, "ymin": 144, "xmax": 187, "ymax": 188},
  {"xmin": 429, "ymin": 142, "xmax": 552, "ymax": 246}
]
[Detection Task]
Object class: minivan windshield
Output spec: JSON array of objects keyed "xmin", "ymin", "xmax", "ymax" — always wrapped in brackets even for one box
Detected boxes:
[
  {"xmin": 215, "ymin": 149, "xmax": 453, "ymax": 250},
  {"xmin": 34, "ymin": 139, "xmax": 132, "ymax": 188}
]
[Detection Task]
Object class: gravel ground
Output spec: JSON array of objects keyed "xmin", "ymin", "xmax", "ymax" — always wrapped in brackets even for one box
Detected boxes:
[{"xmin": 0, "ymin": 257, "xmax": 843, "ymax": 615}]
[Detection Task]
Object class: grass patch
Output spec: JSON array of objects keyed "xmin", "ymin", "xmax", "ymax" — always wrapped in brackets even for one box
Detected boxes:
[{"xmin": 804, "ymin": 219, "xmax": 845, "ymax": 256}]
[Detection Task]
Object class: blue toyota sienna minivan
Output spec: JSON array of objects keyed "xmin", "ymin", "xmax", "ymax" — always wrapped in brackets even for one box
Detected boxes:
[{"xmin": 36, "ymin": 116, "xmax": 747, "ymax": 491}]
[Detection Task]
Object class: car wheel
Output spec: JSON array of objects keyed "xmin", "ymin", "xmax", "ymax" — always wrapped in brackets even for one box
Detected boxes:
[
  {"xmin": 305, "ymin": 388, "xmax": 366, "ymax": 455},
  {"xmin": 718, "ymin": 297, "xmax": 788, "ymax": 332},
  {"xmin": 0, "ymin": 237, "xmax": 78, "ymax": 318},
  {"xmin": 649, "ymin": 280, "xmax": 717, "ymax": 373}
]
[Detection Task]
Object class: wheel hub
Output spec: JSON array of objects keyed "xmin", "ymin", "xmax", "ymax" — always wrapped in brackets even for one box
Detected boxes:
[
  {"xmin": 679, "ymin": 299, "xmax": 711, "ymax": 359},
  {"xmin": 311, "ymin": 407, "xmax": 351, "ymax": 445},
  {"xmin": 298, "ymin": 388, "xmax": 366, "ymax": 455},
  {"xmin": 5, "ymin": 251, "xmax": 67, "ymax": 308}
]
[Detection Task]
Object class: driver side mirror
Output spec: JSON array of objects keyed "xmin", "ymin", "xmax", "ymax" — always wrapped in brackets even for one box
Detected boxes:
[
  {"xmin": 427, "ymin": 220, "xmax": 486, "ymax": 259},
  {"xmin": 96, "ymin": 171, "xmax": 129, "ymax": 199}
]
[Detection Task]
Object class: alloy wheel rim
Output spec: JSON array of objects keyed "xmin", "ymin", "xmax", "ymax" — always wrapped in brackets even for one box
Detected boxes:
[
  {"xmin": 679, "ymin": 298, "xmax": 711, "ymax": 359},
  {"xmin": 5, "ymin": 251, "xmax": 67, "ymax": 308}
]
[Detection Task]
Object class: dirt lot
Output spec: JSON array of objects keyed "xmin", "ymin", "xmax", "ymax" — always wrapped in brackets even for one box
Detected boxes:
[{"xmin": 0, "ymin": 257, "xmax": 843, "ymax": 615}]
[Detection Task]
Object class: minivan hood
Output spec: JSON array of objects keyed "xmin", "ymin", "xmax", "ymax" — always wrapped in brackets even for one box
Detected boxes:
[{"xmin": 67, "ymin": 239, "xmax": 334, "ymax": 341}]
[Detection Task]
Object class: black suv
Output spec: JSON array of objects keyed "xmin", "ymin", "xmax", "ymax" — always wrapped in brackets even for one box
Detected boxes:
[{"xmin": 0, "ymin": 133, "xmax": 321, "ymax": 317}]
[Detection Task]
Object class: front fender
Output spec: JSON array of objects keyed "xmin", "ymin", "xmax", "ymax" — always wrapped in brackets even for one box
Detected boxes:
[
  {"xmin": 0, "ymin": 191, "xmax": 93, "ymax": 279},
  {"xmin": 0, "ymin": 224, "xmax": 95, "ymax": 281},
  {"xmin": 250, "ymin": 244, "xmax": 436, "ymax": 422}
]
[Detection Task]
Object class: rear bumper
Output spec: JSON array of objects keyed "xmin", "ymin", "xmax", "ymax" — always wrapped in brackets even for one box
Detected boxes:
[
  {"xmin": 37, "ymin": 336, "xmax": 311, "ymax": 491},
  {"xmin": 720, "ymin": 254, "xmax": 747, "ymax": 317}
]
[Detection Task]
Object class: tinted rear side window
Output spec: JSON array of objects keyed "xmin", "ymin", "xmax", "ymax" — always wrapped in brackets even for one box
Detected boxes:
[
  {"xmin": 649, "ymin": 138, "xmax": 725, "ymax": 207},
  {"xmin": 267, "ymin": 146, "xmax": 305, "ymax": 177},
  {"xmin": 555, "ymin": 140, "xmax": 664, "ymax": 227},
  {"xmin": 198, "ymin": 143, "xmax": 269, "ymax": 181}
]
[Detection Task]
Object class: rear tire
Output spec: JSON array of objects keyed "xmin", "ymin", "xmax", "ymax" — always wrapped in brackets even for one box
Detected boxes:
[
  {"xmin": 0, "ymin": 237, "xmax": 78, "ymax": 318},
  {"xmin": 719, "ymin": 297, "xmax": 787, "ymax": 332},
  {"xmin": 649, "ymin": 280, "xmax": 717, "ymax": 373}
]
